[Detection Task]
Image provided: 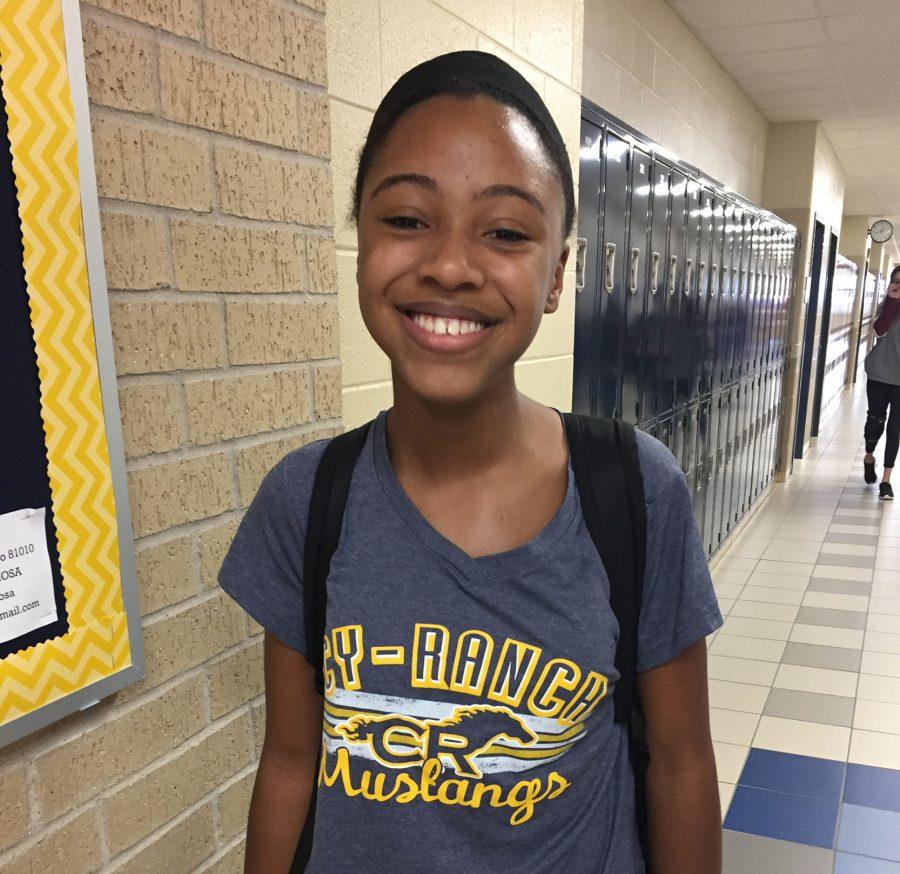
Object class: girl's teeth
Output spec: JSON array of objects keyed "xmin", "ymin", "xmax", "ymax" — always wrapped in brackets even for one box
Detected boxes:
[{"xmin": 410, "ymin": 312, "xmax": 486, "ymax": 335}]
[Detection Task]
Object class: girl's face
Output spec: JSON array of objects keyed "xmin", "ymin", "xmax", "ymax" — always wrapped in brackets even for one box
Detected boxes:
[
  {"xmin": 890, "ymin": 272, "xmax": 900, "ymax": 295},
  {"xmin": 356, "ymin": 95, "xmax": 569, "ymax": 407}
]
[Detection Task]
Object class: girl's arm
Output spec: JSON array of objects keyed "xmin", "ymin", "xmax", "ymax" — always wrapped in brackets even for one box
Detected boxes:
[
  {"xmin": 245, "ymin": 633, "xmax": 323, "ymax": 873},
  {"xmin": 638, "ymin": 638, "xmax": 722, "ymax": 874},
  {"xmin": 874, "ymin": 293, "xmax": 900, "ymax": 337}
]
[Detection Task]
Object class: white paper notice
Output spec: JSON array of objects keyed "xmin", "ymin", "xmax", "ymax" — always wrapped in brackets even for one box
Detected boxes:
[{"xmin": 0, "ymin": 508, "xmax": 58, "ymax": 644}]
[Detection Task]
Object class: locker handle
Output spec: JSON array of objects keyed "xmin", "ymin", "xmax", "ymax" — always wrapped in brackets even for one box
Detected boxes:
[
  {"xmin": 575, "ymin": 237, "xmax": 587, "ymax": 294},
  {"xmin": 604, "ymin": 242, "xmax": 616, "ymax": 293},
  {"xmin": 668, "ymin": 255, "xmax": 678, "ymax": 295},
  {"xmin": 650, "ymin": 251, "xmax": 660, "ymax": 295},
  {"xmin": 629, "ymin": 247, "xmax": 640, "ymax": 294},
  {"xmin": 711, "ymin": 263, "xmax": 719, "ymax": 295},
  {"xmin": 731, "ymin": 266, "xmax": 738, "ymax": 295},
  {"xmin": 698, "ymin": 261, "xmax": 707, "ymax": 295},
  {"xmin": 684, "ymin": 258, "xmax": 693, "ymax": 294}
]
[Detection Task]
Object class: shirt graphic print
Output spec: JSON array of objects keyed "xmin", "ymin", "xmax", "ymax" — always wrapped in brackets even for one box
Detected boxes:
[{"xmin": 219, "ymin": 411, "xmax": 722, "ymax": 873}]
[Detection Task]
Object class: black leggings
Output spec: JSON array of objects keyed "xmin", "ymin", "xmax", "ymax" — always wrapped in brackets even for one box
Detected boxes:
[{"xmin": 865, "ymin": 378, "xmax": 900, "ymax": 468}]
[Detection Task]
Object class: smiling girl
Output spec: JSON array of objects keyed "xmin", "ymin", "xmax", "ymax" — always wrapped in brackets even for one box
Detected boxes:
[{"xmin": 220, "ymin": 51, "xmax": 723, "ymax": 873}]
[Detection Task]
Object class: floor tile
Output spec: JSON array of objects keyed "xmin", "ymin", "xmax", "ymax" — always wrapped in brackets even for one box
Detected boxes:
[
  {"xmin": 722, "ymin": 829, "xmax": 834, "ymax": 874},
  {"xmin": 844, "ymin": 763, "xmax": 900, "ymax": 814},
  {"xmin": 709, "ymin": 679, "xmax": 771, "ymax": 714},
  {"xmin": 710, "ymin": 708, "xmax": 761, "ymax": 745},
  {"xmin": 867, "ymin": 614, "xmax": 900, "ymax": 633},
  {"xmin": 749, "ymin": 572, "xmax": 811, "ymax": 591},
  {"xmin": 757, "ymin": 559, "xmax": 816, "ymax": 577},
  {"xmin": 873, "ymin": 569, "xmax": 900, "ymax": 584},
  {"xmin": 813, "ymin": 565, "xmax": 874, "ymax": 582},
  {"xmin": 764, "ymin": 688, "xmax": 855, "ymax": 727},
  {"xmin": 714, "ymin": 568, "xmax": 753, "ymax": 585},
  {"xmin": 764, "ymin": 544, "xmax": 823, "ymax": 563},
  {"xmin": 775, "ymin": 663, "xmax": 858, "ymax": 698},
  {"xmin": 870, "ymin": 597, "xmax": 900, "ymax": 616},
  {"xmin": 730, "ymin": 538, "xmax": 772, "ymax": 559},
  {"xmin": 830, "ymin": 524, "xmax": 881, "ymax": 535},
  {"xmin": 754, "ymin": 715, "xmax": 851, "ymax": 760},
  {"xmin": 714, "ymin": 582, "xmax": 745, "ymax": 600},
  {"xmin": 861, "ymin": 652, "xmax": 900, "ymax": 679},
  {"xmin": 738, "ymin": 748, "xmax": 844, "ymax": 800},
  {"xmin": 708, "ymin": 654, "xmax": 779, "ymax": 686},
  {"xmin": 837, "ymin": 803, "xmax": 900, "ymax": 862},
  {"xmin": 709, "ymin": 634, "xmax": 787, "ymax": 662},
  {"xmin": 741, "ymin": 584, "xmax": 806, "ymax": 605},
  {"xmin": 717, "ymin": 597, "xmax": 736, "ymax": 615},
  {"xmin": 803, "ymin": 591, "xmax": 870, "ymax": 612},
  {"xmin": 723, "ymin": 616, "xmax": 793, "ymax": 641},
  {"xmin": 789, "ymin": 625, "xmax": 865, "ymax": 652},
  {"xmin": 857, "ymin": 674, "xmax": 900, "ymax": 705},
  {"xmin": 713, "ymin": 741, "xmax": 749, "ymax": 783},
  {"xmin": 796, "ymin": 607, "xmax": 868, "ymax": 630},
  {"xmin": 865, "ymin": 631, "xmax": 900, "ymax": 656},
  {"xmin": 853, "ymin": 699, "xmax": 900, "ymax": 735},
  {"xmin": 834, "ymin": 852, "xmax": 900, "ymax": 873},
  {"xmin": 821, "ymin": 555, "xmax": 878, "ymax": 569},
  {"xmin": 849, "ymin": 730, "xmax": 900, "ymax": 770},
  {"xmin": 715, "ymin": 556, "xmax": 762, "ymax": 573},
  {"xmin": 724, "ymin": 785, "xmax": 839, "ymax": 848},
  {"xmin": 821, "ymin": 542, "xmax": 878, "ymax": 557},
  {"xmin": 719, "ymin": 781, "xmax": 735, "ymax": 819},
  {"xmin": 871, "ymin": 582, "xmax": 900, "ymax": 598},
  {"xmin": 808, "ymin": 577, "xmax": 873, "ymax": 596},
  {"xmin": 731, "ymin": 600, "xmax": 799, "ymax": 622}
]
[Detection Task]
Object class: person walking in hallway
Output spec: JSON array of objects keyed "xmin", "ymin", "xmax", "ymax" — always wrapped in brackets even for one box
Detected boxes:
[{"xmin": 863, "ymin": 265, "xmax": 900, "ymax": 499}]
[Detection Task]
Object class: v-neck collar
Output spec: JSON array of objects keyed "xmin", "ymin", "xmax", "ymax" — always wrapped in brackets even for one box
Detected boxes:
[{"xmin": 370, "ymin": 410, "xmax": 579, "ymax": 581}]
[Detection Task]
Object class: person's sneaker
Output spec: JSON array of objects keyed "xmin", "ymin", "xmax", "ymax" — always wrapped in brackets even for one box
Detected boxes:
[
  {"xmin": 880, "ymin": 482, "xmax": 894, "ymax": 501},
  {"xmin": 865, "ymin": 459, "xmax": 877, "ymax": 484}
]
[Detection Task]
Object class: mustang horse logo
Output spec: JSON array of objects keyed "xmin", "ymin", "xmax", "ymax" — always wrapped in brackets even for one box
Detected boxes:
[{"xmin": 337, "ymin": 704, "xmax": 538, "ymax": 778}]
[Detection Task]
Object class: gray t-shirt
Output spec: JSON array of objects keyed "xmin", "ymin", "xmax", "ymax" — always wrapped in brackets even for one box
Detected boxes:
[{"xmin": 219, "ymin": 411, "xmax": 722, "ymax": 873}]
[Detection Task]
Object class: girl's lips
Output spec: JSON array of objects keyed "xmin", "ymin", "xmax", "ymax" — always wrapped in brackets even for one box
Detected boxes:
[{"xmin": 399, "ymin": 309, "xmax": 497, "ymax": 354}]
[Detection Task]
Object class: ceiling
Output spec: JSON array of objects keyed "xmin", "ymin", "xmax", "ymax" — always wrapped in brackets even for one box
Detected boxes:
[{"xmin": 667, "ymin": 0, "xmax": 900, "ymax": 235}]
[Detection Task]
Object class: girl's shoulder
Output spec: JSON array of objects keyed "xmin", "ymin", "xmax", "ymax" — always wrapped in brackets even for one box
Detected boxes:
[{"xmin": 633, "ymin": 428, "xmax": 685, "ymax": 509}]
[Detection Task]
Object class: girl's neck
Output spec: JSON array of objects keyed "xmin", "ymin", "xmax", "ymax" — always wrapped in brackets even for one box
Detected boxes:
[{"xmin": 385, "ymin": 375, "xmax": 541, "ymax": 483}]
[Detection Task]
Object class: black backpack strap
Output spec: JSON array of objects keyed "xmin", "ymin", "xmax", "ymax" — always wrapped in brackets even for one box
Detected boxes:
[{"xmin": 302, "ymin": 421, "xmax": 372, "ymax": 694}]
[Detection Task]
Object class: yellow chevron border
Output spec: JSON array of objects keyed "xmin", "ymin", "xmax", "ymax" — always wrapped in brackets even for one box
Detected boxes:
[{"xmin": 0, "ymin": 0, "xmax": 131, "ymax": 726}]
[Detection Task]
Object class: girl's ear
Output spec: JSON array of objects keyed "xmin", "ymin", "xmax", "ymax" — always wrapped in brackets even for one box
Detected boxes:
[{"xmin": 544, "ymin": 244, "xmax": 570, "ymax": 314}]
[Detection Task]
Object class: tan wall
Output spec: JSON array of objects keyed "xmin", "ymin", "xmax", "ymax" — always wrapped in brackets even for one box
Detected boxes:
[
  {"xmin": 582, "ymin": 0, "xmax": 767, "ymax": 202},
  {"xmin": 327, "ymin": 0, "xmax": 586, "ymax": 427},
  {"xmin": 0, "ymin": 2, "xmax": 337, "ymax": 871}
]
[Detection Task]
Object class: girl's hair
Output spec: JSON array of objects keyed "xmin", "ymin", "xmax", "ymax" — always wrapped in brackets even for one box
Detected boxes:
[
  {"xmin": 891, "ymin": 265, "xmax": 900, "ymax": 282},
  {"xmin": 352, "ymin": 51, "xmax": 576, "ymax": 241}
]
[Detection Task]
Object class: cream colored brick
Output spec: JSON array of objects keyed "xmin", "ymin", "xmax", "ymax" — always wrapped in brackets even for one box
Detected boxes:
[
  {"xmin": 338, "ymin": 250, "xmax": 390, "ymax": 387},
  {"xmin": 128, "ymin": 451, "xmax": 234, "ymax": 538},
  {"xmin": 475, "ymin": 38, "xmax": 546, "ymax": 97},
  {"xmin": 34, "ymin": 676, "xmax": 206, "ymax": 821},
  {"xmin": 129, "ymin": 592, "xmax": 246, "ymax": 694},
  {"xmin": 110, "ymin": 300, "xmax": 225, "ymax": 375},
  {"xmin": 542, "ymin": 76, "xmax": 582, "ymax": 188},
  {"xmin": 0, "ymin": 767, "xmax": 28, "ymax": 852},
  {"xmin": 313, "ymin": 362, "xmax": 341, "ymax": 419},
  {"xmin": 299, "ymin": 91, "xmax": 331, "ymax": 159},
  {"xmin": 328, "ymin": 99, "xmax": 370, "ymax": 248},
  {"xmin": 435, "ymin": 0, "xmax": 515, "ymax": 47},
  {"xmin": 101, "ymin": 212, "xmax": 171, "ymax": 290},
  {"xmin": 104, "ymin": 713, "xmax": 252, "ymax": 856},
  {"xmin": 92, "ymin": 117, "xmax": 212, "ymax": 211},
  {"xmin": 205, "ymin": 0, "xmax": 326, "ymax": 86},
  {"xmin": 83, "ymin": 17, "xmax": 157, "ymax": 113},
  {"xmin": 88, "ymin": 0, "xmax": 202, "ymax": 39},
  {"xmin": 118, "ymin": 382, "xmax": 183, "ymax": 458},
  {"xmin": 235, "ymin": 428, "xmax": 338, "ymax": 504},
  {"xmin": 379, "ymin": 0, "xmax": 477, "ymax": 95},
  {"xmin": 171, "ymin": 220, "xmax": 309, "ymax": 293},
  {"xmin": 250, "ymin": 700, "xmax": 266, "ymax": 756},
  {"xmin": 215, "ymin": 146, "xmax": 333, "ymax": 226},
  {"xmin": 112, "ymin": 803, "xmax": 216, "ymax": 874},
  {"xmin": 514, "ymin": 355, "xmax": 573, "ymax": 411},
  {"xmin": 198, "ymin": 519, "xmax": 240, "ymax": 589},
  {"xmin": 342, "ymin": 382, "xmax": 393, "ymax": 429},
  {"xmin": 513, "ymin": 0, "xmax": 574, "ymax": 85},
  {"xmin": 160, "ymin": 46, "xmax": 298, "ymax": 149},
  {"xmin": 204, "ymin": 840, "xmax": 246, "ymax": 874},
  {"xmin": 226, "ymin": 299, "xmax": 339, "ymax": 364},
  {"xmin": 208, "ymin": 639, "xmax": 263, "ymax": 718},
  {"xmin": 135, "ymin": 534, "xmax": 198, "ymax": 616},
  {"xmin": 306, "ymin": 235, "xmax": 337, "ymax": 294},
  {"xmin": 218, "ymin": 773, "xmax": 254, "ymax": 841},
  {"xmin": 6, "ymin": 810, "xmax": 101, "ymax": 874},
  {"xmin": 326, "ymin": 0, "xmax": 381, "ymax": 108},
  {"xmin": 185, "ymin": 369, "xmax": 313, "ymax": 445},
  {"xmin": 301, "ymin": 0, "xmax": 325, "ymax": 11},
  {"xmin": 523, "ymin": 272, "xmax": 576, "ymax": 361}
]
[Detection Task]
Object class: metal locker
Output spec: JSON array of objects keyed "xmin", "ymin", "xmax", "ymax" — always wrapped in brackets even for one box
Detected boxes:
[
  {"xmin": 663, "ymin": 171, "xmax": 688, "ymax": 417},
  {"xmin": 657, "ymin": 414, "xmax": 674, "ymax": 449},
  {"xmin": 695, "ymin": 189, "xmax": 716, "ymax": 399},
  {"xmin": 694, "ymin": 398, "xmax": 712, "ymax": 536},
  {"xmin": 713, "ymin": 387, "xmax": 732, "ymax": 549},
  {"xmin": 683, "ymin": 401, "xmax": 699, "ymax": 499},
  {"xmin": 671, "ymin": 407, "xmax": 686, "ymax": 474},
  {"xmin": 593, "ymin": 130, "xmax": 629, "ymax": 419},
  {"xmin": 729, "ymin": 213, "xmax": 750, "ymax": 526},
  {"xmin": 678, "ymin": 181, "xmax": 703, "ymax": 410},
  {"xmin": 706, "ymin": 195, "xmax": 725, "ymax": 393},
  {"xmin": 723, "ymin": 203, "xmax": 740, "ymax": 389},
  {"xmin": 641, "ymin": 160, "xmax": 671, "ymax": 425},
  {"xmin": 572, "ymin": 119, "xmax": 604, "ymax": 416},
  {"xmin": 716, "ymin": 202, "xmax": 736, "ymax": 394},
  {"xmin": 702, "ymin": 391, "xmax": 724, "ymax": 555},
  {"xmin": 621, "ymin": 147, "xmax": 652, "ymax": 425}
]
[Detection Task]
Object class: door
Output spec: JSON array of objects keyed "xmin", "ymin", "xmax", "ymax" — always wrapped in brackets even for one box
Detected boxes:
[
  {"xmin": 663, "ymin": 172, "xmax": 687, "ymax": 417},
  {"xmin": 811, "ymin": 231, "xmax": 838, "ymax": 436},
  {"xmin": 794, "ymin": 220, "xmax": 826, "ymax": 459}
]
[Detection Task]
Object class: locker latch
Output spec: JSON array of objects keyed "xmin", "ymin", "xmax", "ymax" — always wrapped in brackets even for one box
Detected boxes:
[
  {"xmin": 650, "ymin": 251, "xmax": 660, "ymax": 295},
  {"xmin": 604, "ymin": 243, "xmax": 616, "ymax": 293},
  {"xmin": 684, "ymin": 258, "xmax": 693, "ymax": 294},
  {"xmin": 629, "ymin": 247, "xmax": 640, "ymax": 294},
  {"xmin": 575, "ymin": 237, "xmax": 587, "ymax": 294},
  {"xmin": 668, "ymin": 255, "xmax": 678, "ymax": 295}
]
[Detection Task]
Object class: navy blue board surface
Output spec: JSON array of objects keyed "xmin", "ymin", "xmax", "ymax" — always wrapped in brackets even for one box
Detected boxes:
[{"xmin": 0, "ymin": 76, "xmax": 68, "ymax": 659}]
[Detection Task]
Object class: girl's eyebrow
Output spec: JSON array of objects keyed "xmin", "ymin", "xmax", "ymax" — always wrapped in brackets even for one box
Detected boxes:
[
  {"xmin": 475, "ymin": 184, "xmax": 545, "ymax": 214},
  {"xmin": 369, "ymin": 173, "xmax": 437, "ymax": 200}
]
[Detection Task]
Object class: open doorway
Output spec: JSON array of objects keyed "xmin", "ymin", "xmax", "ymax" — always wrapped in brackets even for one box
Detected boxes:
[
  {"xmin": 811, "ymin": 230, "xmax": 839, "ymax": 436},
  {"xmin": 794, "ymin": 219, "xmax": 826, "ymax": 459}
]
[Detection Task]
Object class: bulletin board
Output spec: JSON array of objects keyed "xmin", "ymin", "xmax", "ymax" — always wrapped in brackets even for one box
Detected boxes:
[{"xmin": 0, "ymin": 0, "xmax": 143, "ymax": 746}]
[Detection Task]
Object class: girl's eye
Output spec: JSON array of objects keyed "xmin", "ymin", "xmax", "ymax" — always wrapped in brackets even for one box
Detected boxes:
[
  {"xmin": 489, "ymin": 229, "xmax": 529, "ymax": 244},
  {"xmin": 384, "ymin": 216, "xmax": 425, "ymax": 230}
]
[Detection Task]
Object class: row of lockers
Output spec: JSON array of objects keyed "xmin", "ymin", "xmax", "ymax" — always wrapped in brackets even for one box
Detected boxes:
[{"xmin": 573, "ymin": 104, "xmax": 798, "ymax": 555}]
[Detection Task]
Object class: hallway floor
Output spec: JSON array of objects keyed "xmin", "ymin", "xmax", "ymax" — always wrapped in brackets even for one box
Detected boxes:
[{"xmin": 710, "ymin": 383, "xmax": 900, "ymax": 873}]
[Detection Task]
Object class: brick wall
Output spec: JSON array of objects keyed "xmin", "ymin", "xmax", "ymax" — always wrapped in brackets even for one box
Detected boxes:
[{"xmin": 0, "ymin": 1, "xmax": 337, "ymax": 870}]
